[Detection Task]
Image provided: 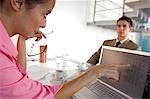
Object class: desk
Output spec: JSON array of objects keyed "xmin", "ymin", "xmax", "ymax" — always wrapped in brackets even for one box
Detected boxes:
[
  {"xmin": 27, "ymin": 58, "xmax": 92, "ymax": 99},
  {"xmin": 27, "ymin": 58, "xmax": 90, "ymax": 85}
]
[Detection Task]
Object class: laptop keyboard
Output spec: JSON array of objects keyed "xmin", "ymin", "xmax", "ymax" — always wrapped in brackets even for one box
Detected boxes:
[{"xmin": 87, "ymin": 81, "xmax": 128, "ymax": 99}]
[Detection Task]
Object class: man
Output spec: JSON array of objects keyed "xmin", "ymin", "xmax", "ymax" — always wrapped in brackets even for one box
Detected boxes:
[{"xmin": 87, "ymin": 16, "xmax": 138, "ymax": 65}]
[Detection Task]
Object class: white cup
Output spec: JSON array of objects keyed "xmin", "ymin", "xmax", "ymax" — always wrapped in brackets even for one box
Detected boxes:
[
  {"xmin": 79, "ymin": 63, "xmax": 89, "ymax": 71},
  {"xmin": 78, "ymin": 63, "xmax": 92, "ymax": 72},
  {"xmin": 55, "ymin": 70, "xmax": 64, "ymax": 80}
]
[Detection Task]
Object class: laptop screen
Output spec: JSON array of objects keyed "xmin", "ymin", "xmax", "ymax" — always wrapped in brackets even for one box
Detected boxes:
[{"xmin": 99, "ymin": 46, "xmax": 150, "ymax": 98}]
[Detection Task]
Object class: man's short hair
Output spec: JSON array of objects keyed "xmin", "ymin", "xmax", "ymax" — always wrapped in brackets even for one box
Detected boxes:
[{"xmin": 117, "ymin": 16, "xmax": 133, "ymax": 27}]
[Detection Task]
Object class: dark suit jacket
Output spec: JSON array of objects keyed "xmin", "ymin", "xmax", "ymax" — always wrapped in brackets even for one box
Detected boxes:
[{"xmin": 87, "ymin": 39, "xmax": 138, "ymax": 65}]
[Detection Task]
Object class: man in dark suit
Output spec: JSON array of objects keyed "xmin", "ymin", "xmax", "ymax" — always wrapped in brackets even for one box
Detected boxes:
[{"xmin": 87, "ymin": 16, "xmax": 138, "ymax": 65}]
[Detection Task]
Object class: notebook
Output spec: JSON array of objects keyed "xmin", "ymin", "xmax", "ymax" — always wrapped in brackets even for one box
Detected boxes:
[{"xmin": 74, "ymin": 46, "xmax": 150, "ymax": 99}]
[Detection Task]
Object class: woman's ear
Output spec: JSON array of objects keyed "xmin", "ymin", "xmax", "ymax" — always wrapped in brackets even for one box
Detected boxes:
[{"xmin": 10, "ymin": 0, "xmax": 25, "ymax": 11}]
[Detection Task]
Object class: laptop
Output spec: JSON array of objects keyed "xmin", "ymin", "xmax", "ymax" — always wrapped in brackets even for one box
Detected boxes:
[{"xmin": 74, "ymin": 46, "xmax": 150, "ymax": 99}]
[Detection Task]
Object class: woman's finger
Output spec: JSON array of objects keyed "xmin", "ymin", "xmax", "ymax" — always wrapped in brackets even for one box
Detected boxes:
[
  {"xmin": 37, "ymin": 31, "xmax": 46, "ymax": 38},
  {"xmin": 114, "ymin": 64, "xmax": 130, "ymax": 68},
  {"xmin": 98, "ymin": 64, "xmax": 130, "ymax": 68},
  {"xmin": 99, "ymin": 70, "xmax": 119, "ymax": 81},
  {"xmin": 33, "ymin": 31, "xmax": 46, "ymax": 42},
  {"xmin": 35, "ymin": 36, "xmax": 43, "ymax": 41},
  {"xmin": 34, "ymin": 31, "xmax": 46, "ymax": 38}
]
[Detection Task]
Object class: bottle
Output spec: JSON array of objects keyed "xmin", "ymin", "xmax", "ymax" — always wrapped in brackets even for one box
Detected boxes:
[{"xmin": 40, "ymin": 45, "xmax": 47, "ymax": 63}]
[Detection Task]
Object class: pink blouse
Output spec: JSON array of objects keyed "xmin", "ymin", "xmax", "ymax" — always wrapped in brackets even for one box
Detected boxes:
[{"xmin": 0, "ymin": 21, "xmax": 62, "ymax": 99}]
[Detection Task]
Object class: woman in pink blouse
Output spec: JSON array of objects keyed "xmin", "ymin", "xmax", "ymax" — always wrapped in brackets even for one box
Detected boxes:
[{"xmin": 0, "ymin": 0, "xmax": 128, "ymax": 99}]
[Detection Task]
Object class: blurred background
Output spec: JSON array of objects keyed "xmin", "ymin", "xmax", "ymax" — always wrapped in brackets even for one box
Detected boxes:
[{"xmin": 11, "ymin": 0, "xmax": 150, "ymax": 62}]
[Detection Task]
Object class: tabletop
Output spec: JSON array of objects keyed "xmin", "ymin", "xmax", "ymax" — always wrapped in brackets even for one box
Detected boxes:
[{"xmin": 27, "ymin": 57, "xmax": 91, "ymax": 85}]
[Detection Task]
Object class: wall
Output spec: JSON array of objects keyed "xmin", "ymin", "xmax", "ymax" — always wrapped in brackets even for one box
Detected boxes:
[{"xmin": 40, "ymin": 0, "xmax": 116, "ymax": 62}]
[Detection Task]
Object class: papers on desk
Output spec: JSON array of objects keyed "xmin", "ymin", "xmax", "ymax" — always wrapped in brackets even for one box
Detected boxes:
[
  {"xmin": 27, "ymin": 65, "xmax": 82, "ymax": 85},
  {"xmin": 27, "ymin": 65, "xmax": 55, "ymax": 81},
  {"xmin": 26, "ymin": 59, "xmax": 88, "ymax": 85}
]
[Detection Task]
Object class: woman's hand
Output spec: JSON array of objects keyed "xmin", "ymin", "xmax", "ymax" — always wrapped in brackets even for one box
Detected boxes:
[
  {"xmin": 55, "ymin": 64, "xmax": 130, "ymax": 99},
  {"xmin": 92, "ymin": 64, "xmax": 130, "ymax": 81},
  {"xmin": 31, "ymin": 31, "xmax": 46, "ymax": 41}
]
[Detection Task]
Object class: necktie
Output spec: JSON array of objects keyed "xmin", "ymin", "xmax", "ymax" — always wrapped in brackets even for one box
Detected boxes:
[{"xmin": 115, "ymin": 41, "xmax": 121, "ymax": 47}]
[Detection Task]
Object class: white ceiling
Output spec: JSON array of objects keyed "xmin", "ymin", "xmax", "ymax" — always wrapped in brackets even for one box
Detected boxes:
[
  {"xmin": 93, "ymin": 0, "xmax": 150, "ymax": 32},
  {"xmin": 94, "ymin": 0, "xmax": 149, "ymax": 20}
]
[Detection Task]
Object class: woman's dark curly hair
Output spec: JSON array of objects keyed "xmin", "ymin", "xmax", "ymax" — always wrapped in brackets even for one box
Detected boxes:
[
  {"xmin": 0, "ymin": 0, "xmax": 4, "ymax": 7},
  {"xmin": 25, "ymin": 0, "xmax": 49, "ymax": 9},
  {"xmin": 0, "ymin": 0, "xmax": 49, "ymax": 9}
]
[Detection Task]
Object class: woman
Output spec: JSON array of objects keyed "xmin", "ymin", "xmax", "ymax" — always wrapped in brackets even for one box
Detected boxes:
[{"xmin": 0, "ymin": 0, "xmax": 127, "ymax": 99}]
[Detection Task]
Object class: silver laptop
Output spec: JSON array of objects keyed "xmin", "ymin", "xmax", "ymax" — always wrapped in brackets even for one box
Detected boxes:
[{"xmin": 74, "ymin": 46, "xmax": 150, "ymax": 99}]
